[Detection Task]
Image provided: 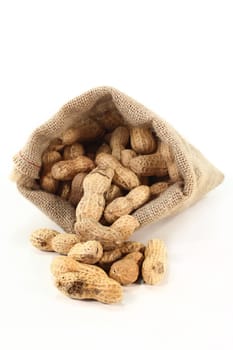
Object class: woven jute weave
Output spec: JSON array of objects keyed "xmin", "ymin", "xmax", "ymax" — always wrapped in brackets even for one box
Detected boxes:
[{"xmin": 12, "ymin": 86, "xmax": 224, "ymax": 233}]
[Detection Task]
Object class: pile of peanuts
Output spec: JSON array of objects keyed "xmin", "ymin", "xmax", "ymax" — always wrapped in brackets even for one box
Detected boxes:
[{"xmin": 30, "ymin": 106, "xmax": 180, "ymax": 303}]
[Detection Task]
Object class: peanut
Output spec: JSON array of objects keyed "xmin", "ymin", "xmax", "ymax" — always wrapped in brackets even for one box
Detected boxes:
[
  {"xmin": 40, "ymin": 150, "xmax": 62, "ymax": 193},
  {"xmin": 40, "ymin": 172, "xmax": 59, "ymax": 193},
  {"xmin": 69, "ymin": 172, "xmax": 87, "ymax": 206},
  {"xmin": 51, "ymin": 256, "xmax": 107, "ymax": 278},
  {"xmin": 42, "ymin": 151, "xmax": 62, "ymax": 172},
  {"xmin": 157, "ymin": 142, "xmax": 181, "ymax": 182},
  {"xmin": 51, "ymin": 256, "xmax": 80, "ymax": 277},
  {"xmin": 51, "ymin": 156, "xmax": 95, "ymax": 181},
  {"xmin": 130, "ymin": 125, "xmax": 157, "ymax": 154},
  {"xmin": 95, "ymin": 143, "xmax": 112, "ymax": 156},
  {"xmin": 109, "ymin": 252, "xmax": 143, "ymax": 285},
  {"xmin": 105, "ymin": 184, "xmax": 124, "ymax": 205},
  {"xmin": 55, "ymin": 270, "xmax": 122, "ymax": 304},
  {"xmin": 57, "ymin": 181, "xmax": 71, "ymax": 200},
  {"xmin": 75, "ymin": 215, "xmax": 140, "ymax": 250},
  {"xmin": 51, "ymin": 233, "xmax": 80, "ymax": 255},
  {"xmin": 104, "ymin": 185, "xmax": 150, "ymax": 223},
  {"xmin": 96, "ymin": 153, "xmax": 140, "ymax": 190},
  {"xmin": 30, "ymin": 228, "xmax": 59, "ymax": 251},
  {"xmin": 120, "ymin": 241, "xmax": 145, "ymax": 255},
  {"xmin": 142, "ymin": 239, "xmax": 167, "ymax": 285},
  {"xmin": 110, "ymin": 126, "xmax": 129, "ymax": 160},
  {"xmin": 63, "ymin": 143, "xmax": 85, "ymax": 160},
  {"xmin": 120, "ymin": 149, "xmax": 137, "ymax": 167},
  {"xmin": 62, "ymin": 119, "xmax": 104, "ymax": 145},
  {"xmin": 99, "ymin": 248, "xmax": 122, "ymax": 265},
  {"xmin": 76, "ymin": 166, "xmax": 114, "ymax": 222},
  {"xmin": 150, "ymin": 181, "xmax": 169, "ymax": 196},
  {"xmin": 68, "ymin": 240, "xmax": 103, "ymax": 264},
  {"xmin": 129, "ymin": 153, "xmax": 168, "ymax": 177}
]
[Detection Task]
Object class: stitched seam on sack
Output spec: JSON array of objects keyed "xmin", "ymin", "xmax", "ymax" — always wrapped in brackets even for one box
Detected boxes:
[{"xmin": 19, "ymin": 152, "xmax": 41, "ymax": 169}]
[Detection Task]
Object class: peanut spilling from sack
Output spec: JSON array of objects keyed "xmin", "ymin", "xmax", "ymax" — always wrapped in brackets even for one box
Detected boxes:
[{"xmin": 30, "ymin": 106, "xmax": 181, "ymax": 303}]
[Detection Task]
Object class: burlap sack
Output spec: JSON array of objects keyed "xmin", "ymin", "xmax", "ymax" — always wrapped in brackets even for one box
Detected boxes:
[{"xmin": 13, "ymin": 86, "xmax": 224, "ymax": 233}]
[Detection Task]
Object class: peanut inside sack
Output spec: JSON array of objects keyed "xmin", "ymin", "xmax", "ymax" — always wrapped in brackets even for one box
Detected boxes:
[
  {"xmin": 38, "ymin": 99, "xmax": 181, "ymax": 238},
  {"xmin": 13, "ymin": 87, "xmax": 223, "ymax": 233}
]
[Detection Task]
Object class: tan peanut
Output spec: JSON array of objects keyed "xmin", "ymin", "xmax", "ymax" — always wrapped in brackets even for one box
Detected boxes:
[
  {"xmin": 120, "ymin": 241, "xmax": 145, "ymax": 255},
  {"xmin": 95, "ymin": 143, "xmax": 111, "ymax": 156},
  {"xmin": 76, "ymin": 166, "xmax": 114, "ymax": 222},
  {"xmin": 75, "ymin": 215, "xmax": 140, "ymax": 250},
  {"xmin": 110, "ymin": 126, "xmax": 129, "ymax": 160},
  {"xmin": 30, "ymin": 228, "xmax": 59, "ymax": 251},
  {"xmin": 69, "ymin": 172, "xmax": 87, "ymax": 206},
  {"xmin": 51, "ymin": 256, "xmax": 81, "ymax": 277},
  {"xmin": 63, "ymin": 143, "xmax": 85, "ymax": 160},
  {"xmin": 55, "ymin": 270, "xmax": 122, "ymax": 304},
  {"xmin": 96, "ymin": 153, "xmax": 140, "ymax": 190},
  {"xmin": 150, "ymin": 182, "xmax": 169, "ymax": 196},
  {"xmin": 57, "ymin": 181, "xmax": 71, "ymax": 200},
  {"xmin": 51, "ymin": 233, "xmax": 80, "ymax": 254},
  {"xmin": 40, "ymin": 172, "xmax": 59, "ymax": 193},
  {"xmin": 62, "ymin": 119, "xmax": 104, "ymax": 145},
  {"xmin": 129, "ymin": 153, "xmax": 168, "ymax": 177},
  {"xmin": 120, "ymin": 149, "xmax": 137, "ymax": 167},
  {"xmin": 68, "ymin": 240, "xmax": 103, "ymax": 264},
  {"xmin": 157, "ymin": 142, "xmax": 181, "ymax": 182},
  {"xmin": 104, "ymin": 185, "xmax": 150, "ymax": 223},
  {"xmin": 41, "ymin": 151, "xmax": 62, "ymax": 172},
  {"xmin": 142, "ymin": 239, "xmax": 167, "ymax": 285},
  {"xmin": 130, "ymin": 125, "xmax": 157, "ymax": 154},
  {"xmin": 99, "ymin": 248, "xmax": 123, "ymax": 265},
  {"xmin": 51, "ymin": 256, "xmax": 107, "ymax": 278},
  {"xmin": 105, "ymin": 184, "xmax": 124, "ymax": 205},
  {"xmin": 109, "ymin": 252, "xmax": 143, "ymax": 285},
  {"xmin": 40, "ymin": 150, "xmax": 62, "ymax": 193},
  {"xmin": 51, "ymin": 156, "xmax": 95, "ymax": 181}
]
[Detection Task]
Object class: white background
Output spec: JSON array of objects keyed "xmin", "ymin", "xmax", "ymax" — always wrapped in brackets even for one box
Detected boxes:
[{"xmin": 0, "ymin": 1, "xmax": 232, "ymax": 349}]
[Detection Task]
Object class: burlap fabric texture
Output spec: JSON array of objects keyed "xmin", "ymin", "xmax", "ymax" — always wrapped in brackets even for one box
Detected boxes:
[{"xmin": 13, "ymin": 86, "xmax": 224, "ymax": 233}]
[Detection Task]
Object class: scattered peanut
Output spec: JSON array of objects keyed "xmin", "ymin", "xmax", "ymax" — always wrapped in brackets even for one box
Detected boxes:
[
  {"xmin": 68, "ymin": 240, "xmax": 103, "ymax": 264},
  {"xmin": 75, "ymin": 215, "xmax": 140, "ymax": 250},
  {"xmin": 142, "ymin": 239, "xmax": 167, "ymax": 285},
  {"xmin": 104, "ymin": 185, "xmax": 150, "ymax": 223},
  {"xmin": 51, "ymin": 233, "xmax": 80, "ymax": 255},
  {"xmin": 109, "ymin": 252, "xmax": 143, "ymax": 285},
  {"xmin": 51, "ymin": 256, "xmax": 80, "ymax": 277},
  {"xmin": 120, "ymin": 241, "xmax": 145, "ymax": 255},
  {"xmin": 55, "ymin": 270, "xmax": 122, "ymax": 304},
  {"xmin": 30, "ymin": 228, "xmax": 59, "ymax": 251}
]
